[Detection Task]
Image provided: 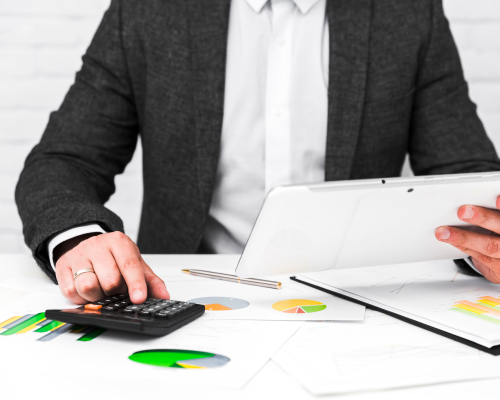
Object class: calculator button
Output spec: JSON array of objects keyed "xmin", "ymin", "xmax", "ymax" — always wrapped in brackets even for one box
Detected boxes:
[
  {"xmin": 122, "ymin": 308, "xmax": 135, "ymax": 314},
  {"xmin": 85, "ymin": 304, "xmax": 102, "ymax": 311},
  {"xmin": 125, "ymin": 305, "xmax": 142, "ymax": 311},
  {"xmin": 103, "ymin": 306, "xmax": 118, "ymax": 312},
  {"xmin": 139, "ymin": 310, "xmax": 152, "ymax": 316},
  {"xmin": 156, "ymin": 312, "xmax": 172, "ymax": 318}
]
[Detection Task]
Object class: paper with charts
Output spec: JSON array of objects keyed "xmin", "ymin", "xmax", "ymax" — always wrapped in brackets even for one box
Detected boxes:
[
  {"xmin": 299, "ymin": 259, "xmax": 500, "ymax": 348},
  {"xmin": 273, "ymin": 309, "xmax": 500, "ymax": 395},
  {"xmin": 0, "ymin": 274, "xmax": 365, "ymax": 322},
  {"xmin": 161, "ymin": 276, "xmax": 365, "ymax": 321},
  {"xmin": 0, "ymin": 292, "xmax": 302, "ymax": 389}
]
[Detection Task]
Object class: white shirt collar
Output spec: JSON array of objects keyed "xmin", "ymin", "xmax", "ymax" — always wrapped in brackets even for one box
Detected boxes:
[
  {"xmin": 245, "ymin": 0, "xmax": 321, "ymax": 15},
  {"xmin": 292, "ymin": 0, "xmax": 322, "ymax": 14},
  {"xmin": 245, "ymin": 0, "xmax": 268, "ymax": 13}
]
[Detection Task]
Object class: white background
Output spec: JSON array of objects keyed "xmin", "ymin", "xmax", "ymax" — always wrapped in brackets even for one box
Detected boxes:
[{"xmin": 0, "ymin": 0, "xmax": 499, "ymax": 253}]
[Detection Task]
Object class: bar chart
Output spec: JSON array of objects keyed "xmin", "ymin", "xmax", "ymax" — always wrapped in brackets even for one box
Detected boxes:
[
  {"xmin": 450, "ymin": 296, "xmax": 500, "ymax": 325},
  {"xmin": 0, "ymin": 312, "xmax": 106, "ymax": 341}
]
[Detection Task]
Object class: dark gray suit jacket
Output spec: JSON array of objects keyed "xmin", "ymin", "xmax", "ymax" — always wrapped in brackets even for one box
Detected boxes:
[{"xmin": 16, "ymin": 0, "xmax": 500, "ymax": 282}]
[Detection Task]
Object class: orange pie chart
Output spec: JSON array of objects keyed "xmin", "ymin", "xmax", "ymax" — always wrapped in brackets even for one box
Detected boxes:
[{"xmin": 272, "ymin": 299, "xmax": 327, "ymax": 314}]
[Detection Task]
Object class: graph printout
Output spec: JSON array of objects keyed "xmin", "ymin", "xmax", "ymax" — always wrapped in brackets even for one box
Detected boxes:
[
  {"xmin": 164, "ymin": 278, "xmax": 365, "ymax": 321},
  {"xmin": 0, "ymin": 293, "xmax": 302, "ymax": 390},
  {"xmin": 299, "ymin": 260, "xmax": 500, "ymax": 348}
]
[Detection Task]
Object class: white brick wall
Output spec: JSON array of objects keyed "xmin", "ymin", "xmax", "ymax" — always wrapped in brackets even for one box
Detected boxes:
[{"xmin": 0, "ymin": 0, "xmax": 499, "ymax": 254}]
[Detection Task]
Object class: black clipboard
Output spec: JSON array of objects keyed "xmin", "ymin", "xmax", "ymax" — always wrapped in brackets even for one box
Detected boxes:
[{"xmin": 291, "ymin": 275, "xmax": 500, "ymax": 356}]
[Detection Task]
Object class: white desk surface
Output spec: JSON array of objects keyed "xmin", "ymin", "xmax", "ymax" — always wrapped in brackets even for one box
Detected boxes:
[{"xmin": 1, "ymin": 254, "xmax": 498, "ymax": 399}]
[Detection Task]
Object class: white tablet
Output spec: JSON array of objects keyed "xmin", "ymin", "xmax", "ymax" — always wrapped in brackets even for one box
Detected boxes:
[{"xmin": 235, "ymin": 172, "xmax": 500, "ymax": 278}]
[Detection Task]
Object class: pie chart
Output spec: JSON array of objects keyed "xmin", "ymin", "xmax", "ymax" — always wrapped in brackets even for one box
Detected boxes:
[
  {"xmin": 188, "ymin": 297, "xmax": 250, "ymax": 311},
  {"xmin": 129, "ymin": 349, "xmax": 230, "ymax": 369},
  {"xmin": 272, "ymin": 299, "xmax": 327, "ymax": 314}
]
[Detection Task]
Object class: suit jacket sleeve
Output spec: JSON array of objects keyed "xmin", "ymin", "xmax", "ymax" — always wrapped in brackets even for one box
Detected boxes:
[
  {"xmin": 409, "ymin": 0, "xmax": 500, "ymax": 175},
  {"xmin": 15, "ymin": 0, "xmax": 136, "ymax": 282}
]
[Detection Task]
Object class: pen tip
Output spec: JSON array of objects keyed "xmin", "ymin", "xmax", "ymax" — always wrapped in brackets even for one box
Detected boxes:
[{"xmin": 182, "ymin": 269, "xmax": 189, "ymax": 274}]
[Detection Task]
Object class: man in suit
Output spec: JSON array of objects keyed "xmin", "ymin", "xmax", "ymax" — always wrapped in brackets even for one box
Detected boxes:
[{"xmin": 15, "ymin": 0, "xmax": 500, "ymax": 304}]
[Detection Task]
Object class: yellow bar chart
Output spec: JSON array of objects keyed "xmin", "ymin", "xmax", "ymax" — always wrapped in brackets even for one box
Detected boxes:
[{"xmin": 451, "ymin": 296, "xmax": 500, "ymax": 325}]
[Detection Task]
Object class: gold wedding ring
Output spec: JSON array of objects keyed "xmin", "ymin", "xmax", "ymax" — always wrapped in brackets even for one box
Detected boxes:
[{"xmin": 73, "ymin": 268, "xmax": 95, "ymax": 280}]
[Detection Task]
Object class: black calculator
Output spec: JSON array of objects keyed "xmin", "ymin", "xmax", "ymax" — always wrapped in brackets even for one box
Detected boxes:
[{"xmin": 45, "ymin": 295, "xmax": 205, "ymax": 336}]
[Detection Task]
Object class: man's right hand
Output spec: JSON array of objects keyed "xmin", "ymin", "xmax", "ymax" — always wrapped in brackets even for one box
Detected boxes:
[{"xmin": 55, "ymin": 232, "xmax": 170, "ymax": 305}]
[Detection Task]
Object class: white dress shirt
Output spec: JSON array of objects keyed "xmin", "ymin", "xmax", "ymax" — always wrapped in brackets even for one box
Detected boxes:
[
  {"xmin": 203, "ymin": 0, "xmax": 329, "ymax": 254},
  {"xmin": 48, "ymin": 0, "xmax": 329, "ymax": 268}
]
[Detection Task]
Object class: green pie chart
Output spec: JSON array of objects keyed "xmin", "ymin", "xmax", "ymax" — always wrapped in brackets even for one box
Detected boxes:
[{"xmin": 129, "ymin": 349, "xmax": 230, "ymax": 369}]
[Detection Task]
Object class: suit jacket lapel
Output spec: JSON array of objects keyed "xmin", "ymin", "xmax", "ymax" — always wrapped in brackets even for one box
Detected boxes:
[
  {"xmin": 189, "ymin": 0, "xmax": 231, "ymax": 214},
  {"xmin": 325, "ymin": 0, "xmax": 372, "ymax": 181}
]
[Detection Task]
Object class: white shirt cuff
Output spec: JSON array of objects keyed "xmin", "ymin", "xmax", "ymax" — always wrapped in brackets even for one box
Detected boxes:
[
  {"xmin": 463, "ymin": 257, "xmax": 483, "ymax": 276},
  {"xmin": 48, "ymin": 224, "xmax": 106, "ymax": 270}
]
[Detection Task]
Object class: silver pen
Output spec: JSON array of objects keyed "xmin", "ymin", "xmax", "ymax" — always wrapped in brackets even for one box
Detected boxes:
[{"xmin": 182, "ymin": 269, "xmax": 282, "ymax": 289}]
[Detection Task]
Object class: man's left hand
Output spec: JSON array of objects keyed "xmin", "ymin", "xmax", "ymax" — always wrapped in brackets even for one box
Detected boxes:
[{"xmin": 435, "ymin": 198, "xmax": 500, "ymax": 283}]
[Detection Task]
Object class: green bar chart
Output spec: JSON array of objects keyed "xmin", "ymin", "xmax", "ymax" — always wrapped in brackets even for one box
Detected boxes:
[
  {"xmin": 34, "ymin": 320, "xmax": 65, "ymax": 333},
  {"xmin": 0, "ymin": 312, "xmax": 107, "ymax": 342},
  {"xmin": 1, "ymin": 313, "xmax": 46, "ymax": 335}
]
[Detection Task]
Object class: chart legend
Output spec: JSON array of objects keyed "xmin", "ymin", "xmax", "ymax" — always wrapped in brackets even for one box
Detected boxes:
[
  {"xmin": 272, "ymin": 299, "xmax": 327, "ymax": 314},
  {"xmin": 129, "ymin": 349, "xmax": 230, "ymax": 369},
  {"xmin": 451, "ymin": 296, "xmax": 500, "ymax": 325},
  {"xmin": 188, "ymin": 297, "xmax": 250, "ymax": 311},
  {"xmin": 0, "ymin": 312, "xmax": 107, "ymax": 341}
]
